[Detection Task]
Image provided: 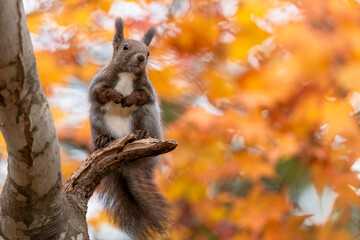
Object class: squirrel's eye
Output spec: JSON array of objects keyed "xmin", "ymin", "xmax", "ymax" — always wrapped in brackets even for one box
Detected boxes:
[
  {"xmin": 123, "ymin": 44, "xmax": 129, "ymax": 50},
  {"xmin": 147, "ymin": 52, "xmax": 150, "ymax": 57}
]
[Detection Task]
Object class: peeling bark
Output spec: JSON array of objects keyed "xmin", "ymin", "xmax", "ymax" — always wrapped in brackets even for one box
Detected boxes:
[
  {"xmin": 0, "ymin": 0, "xmax": 88, "ymax": 238},
  {"xmin": 0, "ymin": 0, "xmax": 65, "ymax": 238}
]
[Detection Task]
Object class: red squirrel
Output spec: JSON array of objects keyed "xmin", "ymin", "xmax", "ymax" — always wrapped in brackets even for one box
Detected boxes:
[{"xmin": 88, "ymin": 18, "xmax": 171, "ymax": 240}]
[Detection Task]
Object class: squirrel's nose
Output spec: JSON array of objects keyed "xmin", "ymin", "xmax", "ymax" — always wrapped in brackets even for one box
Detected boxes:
[{"xmin": 137, "ymin": 54, "xmax": 145, "ymax": 62}]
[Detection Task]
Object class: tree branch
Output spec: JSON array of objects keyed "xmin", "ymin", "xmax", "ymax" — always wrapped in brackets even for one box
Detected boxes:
[
  {"xmin": 0, "ymin": 0, "xmax": 61, "ymax": 197},
  {"xmin": 0, "ymin": 0, "xmax": 64, "ymax": 238},
  {"xmin": 64, "ymin": 135, "xmax": 178, "ymax": 201}
]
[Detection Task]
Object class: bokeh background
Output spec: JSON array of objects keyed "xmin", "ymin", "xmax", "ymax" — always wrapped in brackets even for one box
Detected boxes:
[{"xmin": 1, "ymin": 0, "xmax": 360, "ymax": 239}]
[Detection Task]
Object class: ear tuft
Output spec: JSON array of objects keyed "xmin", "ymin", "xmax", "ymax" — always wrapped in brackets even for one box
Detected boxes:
[
  {"xmin": 142, "ymin": 27, "xmax": 156, "ymax": 46},
  {"xmin": 113, "ymin": 17, "xmax": 124, "ymax": 49}
]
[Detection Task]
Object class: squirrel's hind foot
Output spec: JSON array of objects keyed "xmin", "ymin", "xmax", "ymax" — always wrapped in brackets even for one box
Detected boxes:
[
  {"xmin": 134, "ymin": 130, "xmax": 150, "ymax": 140},
  {"xmin": 95, "ymin": 135, "xmax": 114, "ymax": 149}
]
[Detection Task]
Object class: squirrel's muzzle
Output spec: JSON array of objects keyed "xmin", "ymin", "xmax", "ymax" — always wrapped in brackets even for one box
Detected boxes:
[{"xmin": 137, "ymin": 54, "xmax": 145, "ymax": 62}]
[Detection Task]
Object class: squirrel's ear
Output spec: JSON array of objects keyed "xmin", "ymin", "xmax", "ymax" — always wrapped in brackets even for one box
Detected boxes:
[
  {"xmin": 113, "ymin": 18, "xmax": 124, "ymax": 49},
  {"xmin": 142, "ymin": 27, "xmax": 156, "ymax": 46}
]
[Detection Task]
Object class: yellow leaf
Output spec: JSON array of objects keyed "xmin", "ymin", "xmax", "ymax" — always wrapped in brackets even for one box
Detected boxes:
[
  {"xmin": 337, "ymin": 62, "xmax": 360, "ymax": 92},
  {"xmin": 204, "ymin": 69, "xmax": 235, "ymax": 100}
]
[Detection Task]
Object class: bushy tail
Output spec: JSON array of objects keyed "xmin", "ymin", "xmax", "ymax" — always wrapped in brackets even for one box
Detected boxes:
[{"xmin": 99, "ymin": 161, "xmax": 172, "ymax": 240}]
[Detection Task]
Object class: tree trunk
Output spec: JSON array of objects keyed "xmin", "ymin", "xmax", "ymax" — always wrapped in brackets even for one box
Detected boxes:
[{"xmin": 0, "ymin": 1, "xmax": 177, "ymax": 239}]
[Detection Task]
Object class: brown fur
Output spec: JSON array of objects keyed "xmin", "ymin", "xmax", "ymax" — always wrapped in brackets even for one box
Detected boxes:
[
  {"xmin": 88, "ymin": 18, "xmax": 172, "ymax": 239},
  {"xmin": 122, "ymin": 89, "xmax": 151, "ymax": 107},
  {"xmin": 93, "ymin": 82, "xmax": 123, "ymax": 105}
]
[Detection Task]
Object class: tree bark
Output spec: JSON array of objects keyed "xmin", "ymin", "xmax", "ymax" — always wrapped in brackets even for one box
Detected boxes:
[
  {"xmin": 0, "ymin": 0, "xmax": 177, "ymax": 239},
  {"xmin": 0, "ymin": 0, "xmax": 66, "ymax": 238},
  {"xmin": 64, "ymin": 135, "xmax": 177, "ymax": 201}
]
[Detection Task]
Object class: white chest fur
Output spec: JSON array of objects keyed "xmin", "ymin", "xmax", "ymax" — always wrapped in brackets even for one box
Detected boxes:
[
  {"xmin": 114, "ymin": 72, "xmax": 135, "ymax": 96},
  {"xmin": 104, "ymin": 72, "xmax": 138, "ymax": 138}
]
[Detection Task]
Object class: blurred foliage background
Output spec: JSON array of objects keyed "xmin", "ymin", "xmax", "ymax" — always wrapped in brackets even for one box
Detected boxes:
[{"xmin": 1, "ymin": 0, "xmax": 360, "ymax": 239}]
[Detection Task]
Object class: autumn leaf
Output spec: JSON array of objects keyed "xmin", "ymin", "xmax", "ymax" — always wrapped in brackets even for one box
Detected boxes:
[{"xmin": 17, "ymin": 0, "xmax": 360, "ymax": 238}]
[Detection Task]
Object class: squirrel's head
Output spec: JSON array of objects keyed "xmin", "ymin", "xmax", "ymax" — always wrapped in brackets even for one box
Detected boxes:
[{"xmin": 111, "ymin": 18, "xmax": 155, "ymax": 74}]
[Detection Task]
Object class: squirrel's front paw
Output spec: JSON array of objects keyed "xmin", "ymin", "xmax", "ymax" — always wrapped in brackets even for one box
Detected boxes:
[
  {"xmin": 111, "ymin": 93, "xmax": 123, "ymax": 104},
  {"xmin": 134, "ymin": 130, "xmax": 150, "ymax": 139},
  {"xmin": 95, "ymin": 135, "xmax": 113, "ymax": 149},
  {"xmin": 121, "ymin": 96, "xmax": 134, "ymax": 107}
]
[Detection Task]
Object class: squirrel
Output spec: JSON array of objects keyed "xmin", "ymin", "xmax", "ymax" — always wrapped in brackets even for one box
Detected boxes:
[{"xmin": 88, "ymin": 18, "xmax": 171, "ymax": 240}]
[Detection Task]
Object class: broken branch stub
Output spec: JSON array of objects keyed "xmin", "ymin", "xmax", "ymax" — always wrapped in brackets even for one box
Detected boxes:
[{"xmin": 63, "ymin": 134, "xmax": 178, "ymax": 201}]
